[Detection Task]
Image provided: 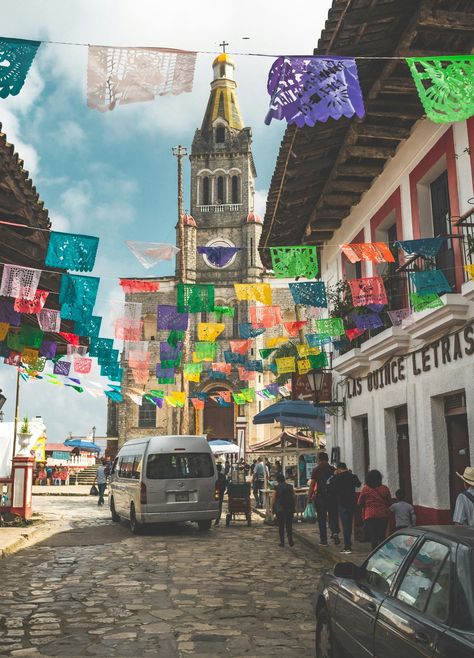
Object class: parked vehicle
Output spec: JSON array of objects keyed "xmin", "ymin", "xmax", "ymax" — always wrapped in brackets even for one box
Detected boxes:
[
  {"xmin": 314, "ymin": 526, "xmax": 474, "ymax": 657},
  {"xmin": 109, "ymin": 435, "xmax": 220, "ymax": 533}
]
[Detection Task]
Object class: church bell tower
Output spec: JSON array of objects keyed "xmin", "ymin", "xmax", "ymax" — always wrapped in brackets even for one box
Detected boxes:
[{"xmin": 188, "ymin": 53, "xmax": 263, "ymax": 285}]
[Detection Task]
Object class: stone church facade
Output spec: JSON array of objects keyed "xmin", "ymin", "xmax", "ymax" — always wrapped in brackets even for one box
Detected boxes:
[{"xmin": 109, "ymin": 54, "xmax": 293, "ymax": 450}]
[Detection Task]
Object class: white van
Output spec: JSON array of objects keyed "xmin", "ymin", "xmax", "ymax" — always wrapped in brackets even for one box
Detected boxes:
[{"xmin": 109, "ymin": 435, "xmax": 220, "ymax": 533}]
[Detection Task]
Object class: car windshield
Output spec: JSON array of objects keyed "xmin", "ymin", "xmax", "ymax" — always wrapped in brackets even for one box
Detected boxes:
[{"xmin": 146, "ymin": 453, "xmax": 214, "ymax": 479}]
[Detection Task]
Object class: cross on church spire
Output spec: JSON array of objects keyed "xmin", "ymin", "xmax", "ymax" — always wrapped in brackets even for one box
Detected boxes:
[{"xmin": 219, "ymin": 40, "xmax": 229, "ymax": 53}]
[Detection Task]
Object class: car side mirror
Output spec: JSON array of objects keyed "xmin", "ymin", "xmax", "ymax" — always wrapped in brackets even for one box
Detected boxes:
[{"xmin": 334, "ymin": 562, "xmax": 360, "ymax": 579}]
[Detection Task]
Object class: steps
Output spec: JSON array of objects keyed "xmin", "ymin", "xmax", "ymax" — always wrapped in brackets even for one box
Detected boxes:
[{"xmin": 76, "ymin": 464, "xmax": 100, "ymax": 485}]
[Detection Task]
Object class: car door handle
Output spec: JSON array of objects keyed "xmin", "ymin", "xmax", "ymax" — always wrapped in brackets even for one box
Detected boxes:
[{"xmin": 415, "ymin": 632, "xmax": 429, "ymax": 645}]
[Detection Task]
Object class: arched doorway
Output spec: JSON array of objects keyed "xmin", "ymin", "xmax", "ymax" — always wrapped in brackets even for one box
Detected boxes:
[{"xmin": 203, "ymin": 387, "xmax": 235, "ymax": 440}]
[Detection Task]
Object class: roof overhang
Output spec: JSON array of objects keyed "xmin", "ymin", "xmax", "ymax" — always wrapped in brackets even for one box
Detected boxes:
[{"xmin": 260, "ymin": 0, "xmax": 474, "ymax": 262}]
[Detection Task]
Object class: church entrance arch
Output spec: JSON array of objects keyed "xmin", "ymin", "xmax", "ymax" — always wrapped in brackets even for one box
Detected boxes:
[{"xmin": 203, "ymin": 387, "xmax": 235, "ymax": 440}]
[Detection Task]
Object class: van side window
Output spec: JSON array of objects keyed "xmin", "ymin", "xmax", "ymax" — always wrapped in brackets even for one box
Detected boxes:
[
  {"xmin": 131, "ymin": 456, "xmax": 142, "ymax": 479},
  {"xmin": 118, "ymin": 455, "xmax": 142, "ymax": 479}
]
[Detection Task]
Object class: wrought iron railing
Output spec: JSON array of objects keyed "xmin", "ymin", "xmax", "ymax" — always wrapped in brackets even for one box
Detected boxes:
[
  {"xmin": 454, "ymin": 207, "xmax": 474, "ymax": 282},
  {"xmin": 198, "ymin": 204, "xmax": 242, "ymax": 213}
]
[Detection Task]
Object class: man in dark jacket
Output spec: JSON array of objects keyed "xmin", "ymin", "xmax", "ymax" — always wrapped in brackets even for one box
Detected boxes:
[
  {"xmin": 308, "ymin": 452, "xmax": 340, "ymax": 546},
  {"xmin": 215, "ymin": 463, "xmax": 227, "ymax": 526},
  {"xmin": 330, "ymin": 462, "xmax": 361, "ymax": 553},
  {"xmin": 272, "ymin": 473, "xmax": 296, "ymax": 547}
]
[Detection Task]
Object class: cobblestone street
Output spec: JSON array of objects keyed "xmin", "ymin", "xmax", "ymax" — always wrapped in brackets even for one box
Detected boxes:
[{"xmin": 0, "ymin": 496, "xmax": 332, "ymax": 657}]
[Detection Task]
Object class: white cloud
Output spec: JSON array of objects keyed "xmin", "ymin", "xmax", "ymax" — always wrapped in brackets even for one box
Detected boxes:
[
  {"xmin": 54, "ymin": 119, "xmax": 86, "ymax": 148},
  {"xmin": 48, "ymin": 210, "xmax": 71, "ymax": 231},
  {"xmin": 94, "ymin": 199, "xmax": 135, "ymax": 225},
  {"xmin": 59, "ymin": 181, "xmax": 92, "ymax": 227},
  {"xmin": 254, "ymin": 189, "xmax": 268, "ymax": 217}
]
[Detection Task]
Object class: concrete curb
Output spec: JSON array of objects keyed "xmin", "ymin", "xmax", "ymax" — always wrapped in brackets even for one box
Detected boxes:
[
  {"xmin": 32, "ymin": 491, "xmax": 105, "ymax": 497},
  {"xmin": 252, "ymin": 506, "xmax": 362, "ymax": 565},
  {"xmin": 1, "ymin": 522, "xmax": 45, "ymax": 559},
  {"xmin": 0, "ymin": 518, "xmax": 68, "ymax": 559}
]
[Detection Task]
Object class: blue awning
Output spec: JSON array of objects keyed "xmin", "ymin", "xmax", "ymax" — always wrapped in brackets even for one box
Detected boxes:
[
  {"xmin": 253, "ymin": 400, "xmax": 325, "ymax": 432},
  {"xmin": 64, "ymin": 439, "xmax": 100, "ymax": 452}
]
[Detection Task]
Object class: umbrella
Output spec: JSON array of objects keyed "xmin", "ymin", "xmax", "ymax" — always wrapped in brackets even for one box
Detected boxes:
[
  {"xmin": 208, "ymin": 439, "xmax": 240, "ymax": 455},
  {"xmin": 252, "ymin": 400, "xmax": 325, "ymax": 432},
  {"xmin": 64, "ymin": 439, "xmax": 101, "ymax": 452}
]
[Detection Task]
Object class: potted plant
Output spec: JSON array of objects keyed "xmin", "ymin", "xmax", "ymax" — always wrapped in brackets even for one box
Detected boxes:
[{"xmin": 17, "ymin": 415, "xmax": 33, "ymax": 455}]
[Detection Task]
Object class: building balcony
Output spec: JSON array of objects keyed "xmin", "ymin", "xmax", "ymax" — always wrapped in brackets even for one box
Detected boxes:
[
  {"xmin": 404, "ymin": 294, "xmax": 471, "ymax": 342},
  {"xmin": 359, "ymin": 326, "xmax": 412, "ymax": 361},
  {"xmin": 197, "ymin": 204, "xmax": 242, "ymax": 213},
  {"xmin": 332, "ymin": 348, "xmax": 371, "ymax": 378}
]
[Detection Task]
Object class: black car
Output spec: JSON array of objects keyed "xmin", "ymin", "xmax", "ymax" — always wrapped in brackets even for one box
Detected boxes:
[{"xmin": 314, "ymin": 526, "xmax": 474, "ymax": 657}]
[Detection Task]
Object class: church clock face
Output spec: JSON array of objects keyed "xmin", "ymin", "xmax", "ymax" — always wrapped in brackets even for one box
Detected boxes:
[{"xmin": 203, "ymin": 237, "xmax": 238, "ymax": 269}]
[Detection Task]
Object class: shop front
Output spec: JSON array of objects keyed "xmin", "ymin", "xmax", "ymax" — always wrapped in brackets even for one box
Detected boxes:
[{"xmin": 331, "ymin": 321, "xmax": 474, "ymax": 525}]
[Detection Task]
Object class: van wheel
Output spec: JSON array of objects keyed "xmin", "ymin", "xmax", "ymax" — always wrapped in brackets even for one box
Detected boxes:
[
  {"xmin": 110, "ymin": 497, "xmax": 120, "ymax": 522},
  {"xmin": 198, "ymin": 520, "xmax": 212, "ymax": 531},
  {"xmin": 129, "ymin": 503, "xmax": 142, "ymax": 535}
]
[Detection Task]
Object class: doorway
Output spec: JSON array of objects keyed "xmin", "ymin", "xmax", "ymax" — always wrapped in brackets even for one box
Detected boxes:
[
  {"xmin": 430, "ymin": 170, "xmax": 456, "ymax": 290},
  {"xmin": 445, "ymin": 392, "xmax": 470, "ymax": 512},
  {"xmin": 203, "ymin": 388, "xmax": 235, "ymax": 440},
  {"xmin": 361, "ymin": 416, "xmax": 370, "ymax": 478},
  {"xmin": 395, "ymin": 405, "xmax": 413, "ymax": 503}
]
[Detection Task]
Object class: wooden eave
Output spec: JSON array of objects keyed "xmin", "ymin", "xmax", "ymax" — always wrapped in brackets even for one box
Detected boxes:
[
  {"xmin": 0, "ymin": 125, "xmax": 76, "ymax": 352},
  {"xmin": 260, "ymin": 0, "xmax": 474, "ymax": 264}
]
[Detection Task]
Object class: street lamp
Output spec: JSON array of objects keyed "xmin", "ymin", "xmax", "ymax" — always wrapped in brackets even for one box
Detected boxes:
[
  {"xmin": 92, "ymin": 426, "xmax": 96, "ymax": 443},
  {"xmin": 307, "ymin": 369, "xmax": 346, "ymax": 417},
  {"xmin": 0, "ymin": 389, "xmax": 6, "ymax": 411},
  {"xmin": 0, "ymin": 410, "xmax": 4, "ymax": 423}
]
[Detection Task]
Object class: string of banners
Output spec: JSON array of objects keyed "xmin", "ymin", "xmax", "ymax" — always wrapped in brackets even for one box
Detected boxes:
[
  {"xmin": 1, "ymin": 226, "xmax": 472, "ymax": 408},
  {"xmin": 1, "ymin": 37, "xmax": 472, "ymax": 124}
]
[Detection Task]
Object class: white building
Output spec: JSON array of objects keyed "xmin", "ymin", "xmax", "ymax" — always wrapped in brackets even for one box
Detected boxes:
[
  {"xmin": 262, "ymin": 0, "xmax": 474, "ymax": 524},
  {"xmin": 326, "ymin": 118, "xmax": 474, "ymax": 525}
]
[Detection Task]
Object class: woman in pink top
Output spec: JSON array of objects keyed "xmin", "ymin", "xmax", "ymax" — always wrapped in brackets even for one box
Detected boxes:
[{"xmin": 358, "ymin": 469, "xmax": 392, "ymax": 550}]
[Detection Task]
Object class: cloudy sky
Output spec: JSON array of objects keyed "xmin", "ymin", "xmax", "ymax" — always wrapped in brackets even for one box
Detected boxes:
[{"xmin": 0, "ymin": 0, "xmax": 332, "ymax": 441}]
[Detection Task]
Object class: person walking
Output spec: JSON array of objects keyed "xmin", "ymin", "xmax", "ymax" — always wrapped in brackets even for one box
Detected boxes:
[
  {"xmin": 390, "ymin": 489, "xmax": 416, "ymax": 529},
  {"xmin": 331, "ymin": 462, "xmax": 361, "ymax": 554},
  {"xmin": 93, "ymin": 459, "xmax": 108, "ymax": 506},
  {"xmin": 358, "ymin": 469, "xmax": 392, "ymax": 550},
  {"xmin": 453, "ymin": 466, "xmax": 474, "ymax": 527},
  {"xmin": 214, "ymin": 462, "xmax": 227, "ymax": 526},
  {"xmin": 308, "ymin": 452, "xmax": 340, "ymax": 546},
  {"xmin": 272, "ymin": 472, "xmax": 295, "ymax": 547},
  {"xmin": 253, "ymin": 457, "xmax": 268, "ymax": 508}
]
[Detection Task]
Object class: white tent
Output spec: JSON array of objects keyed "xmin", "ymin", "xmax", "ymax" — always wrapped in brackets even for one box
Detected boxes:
[
  {"xmin": 0, "ymin": 417, "xmax": 46, "ymax": 478},
  {"xmin": 208, "ymin": 440, "xmax": 240, "ymax": 455}
]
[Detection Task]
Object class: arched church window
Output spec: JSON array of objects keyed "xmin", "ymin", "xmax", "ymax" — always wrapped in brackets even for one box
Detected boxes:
[
  {"xmin": 231, "ymin": 175, "xmax": 240, "ymax": 203},
  {"xmin": 202, "ymin": 177, "xmax": 210, "ymax": 205},
  {"xmin": 216, "ymin": 126, "xmax": 225, "ymax": 143},
  {"xmin": 217, "ymin": 176, "xmax": 225, "ymax": 204},
  {"xmin": 220, "ymin": 64, "xmax": 225, "ymax": 77}
]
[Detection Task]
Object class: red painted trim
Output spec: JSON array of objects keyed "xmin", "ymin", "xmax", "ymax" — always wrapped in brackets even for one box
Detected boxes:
[
  {"xmin": 467, "ymin": 117, "xmax": 474, "ymax": 190},
  {"xmin": 341, "ymin": 228, "xmax": 366, "ymax": 278},
  {"xmin": 409, "ymin": 128, "xmax": 463, "ymax": 291},
  {"xmin": 414, "ymin": 505, "xmax": 452, "ymax": 526},
  {"xmin": 370, "ymin": 188, "xmax": 403, "ymax": 242}
]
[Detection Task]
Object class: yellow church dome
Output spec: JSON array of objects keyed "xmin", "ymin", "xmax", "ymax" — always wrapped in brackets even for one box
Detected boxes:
[{"xmin": 212, "ymin": 53, "xmax": 234, "ymax": 67}]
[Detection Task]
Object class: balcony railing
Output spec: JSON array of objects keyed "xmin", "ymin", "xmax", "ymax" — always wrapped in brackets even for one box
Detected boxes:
[
  {"xmin": 197, "ymin": 204, "xmax": 242, "ymax": 213},
  {"xmin": 454, "ymin": 207, "xmax": 474, "ymax": 282}
]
